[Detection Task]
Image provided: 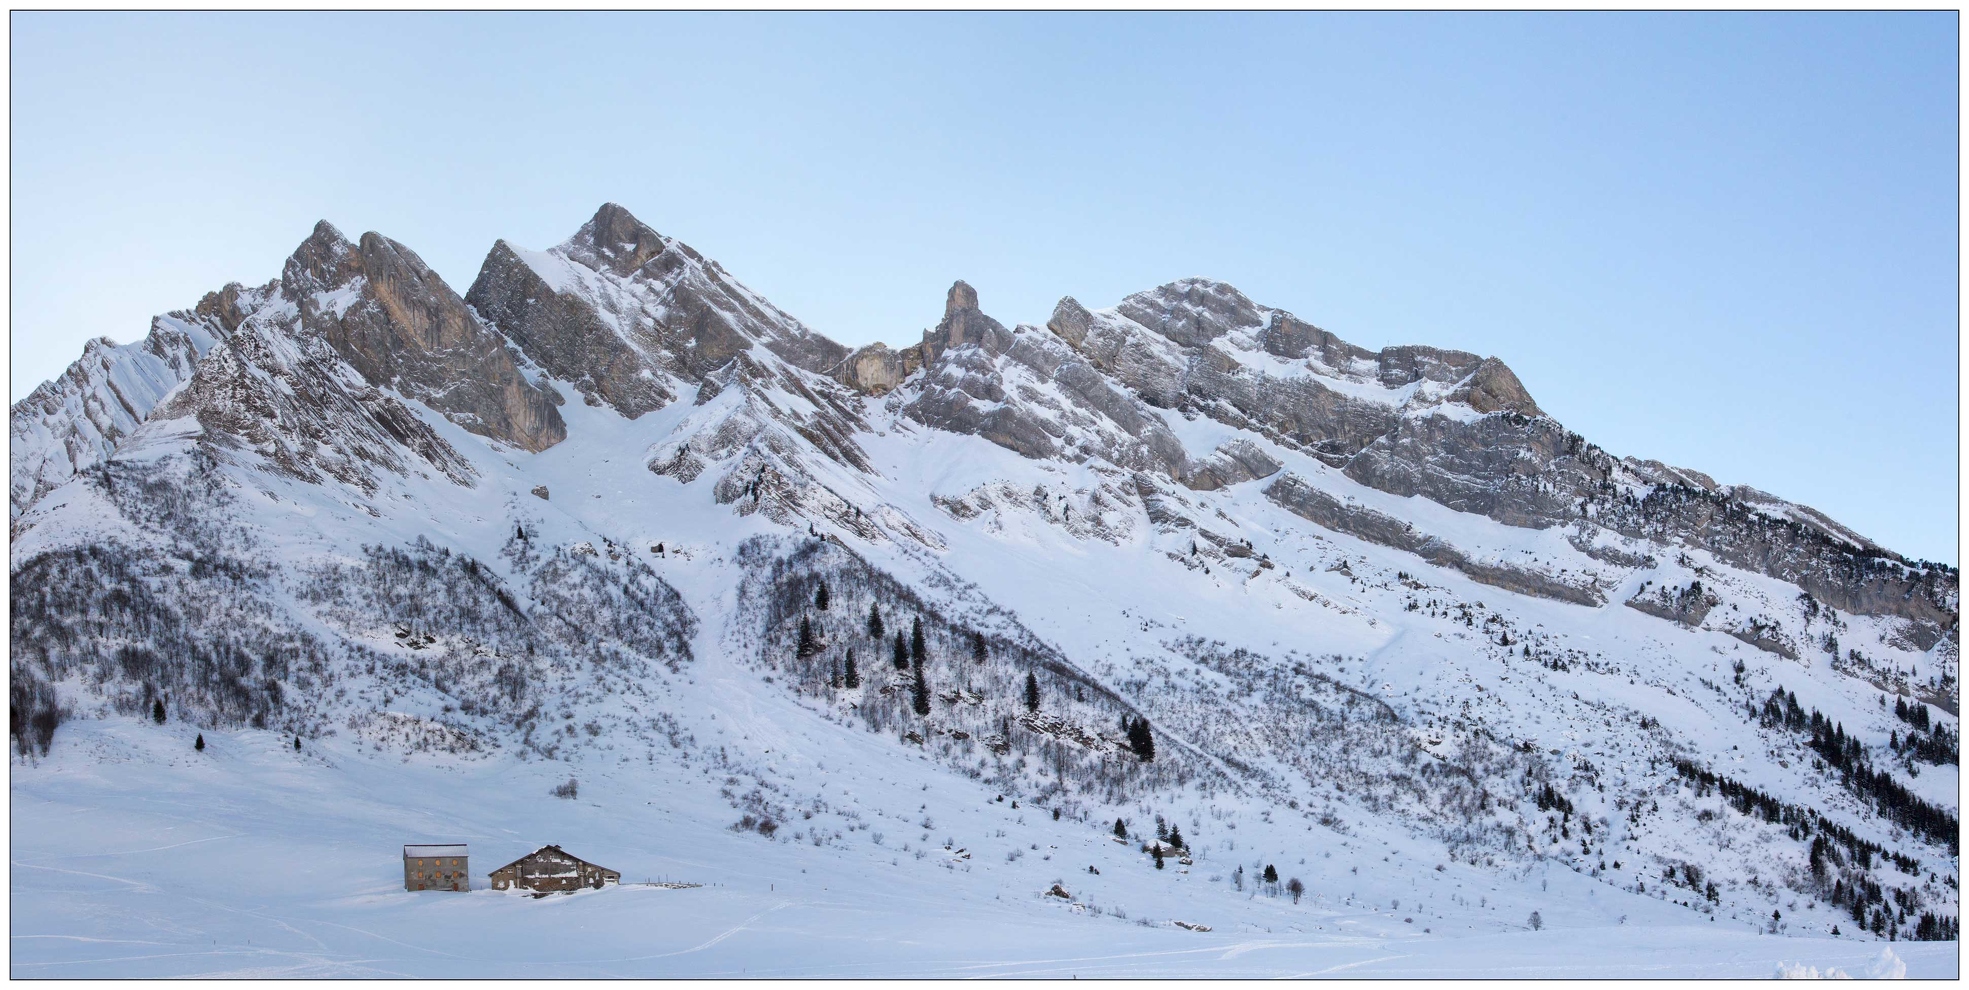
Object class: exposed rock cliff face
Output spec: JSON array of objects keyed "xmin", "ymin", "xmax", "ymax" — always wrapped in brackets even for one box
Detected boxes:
[
  {"xmin": 1182, "ymin": 439, "xmax": 1283, "ymax": 492},
  {"xmin": 831, "ymin": 280, "xmax": 999, "ymax": 395},
  {"xmin": 1340, "ymin": 411, "xmax": 1607, "ymax": 528},
  {"xmin": 1590, "ymin": 480, "xmax": 1956, "ymax": 639},
  {"xmin": 286, "ymin": 222, "xmax": 566, "ymax": 452},
  {"xmin": 900, "ymin": 285, "xmax": 1194, "ymax": 481},
  {"xmin": 1025, "ymin": 279, "xmax": 1539, "ymax": 476},
  {"xmin": 836, "ymin": 342, "xmax": 914, "ymax": 395},
  {"xmin": 466, "ymin": 204, "xmax": 851, "ymax": 416},
  {"xmin": 153, "ymin": 303, "xmax": 478, "ymax": 494},
  {"xmin": 1451, "ymin": 357, "xmax": 1542, "ymax": 416},
  {"xmin": 467, "ymin": 239, "xmax": 674, "ymax": 418},
  {"xmin": 925, "ymin": 280, "xmax": 995, "ymax": 360},
  {"xmin": 1264, "ymin": 472, "xmax": 1607, "ymax": 606}
]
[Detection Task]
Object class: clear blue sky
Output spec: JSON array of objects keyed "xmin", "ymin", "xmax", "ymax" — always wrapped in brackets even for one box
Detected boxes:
[{"xmin": 12, "ymin": 12, "xmax": 1958, "ymax": 564}]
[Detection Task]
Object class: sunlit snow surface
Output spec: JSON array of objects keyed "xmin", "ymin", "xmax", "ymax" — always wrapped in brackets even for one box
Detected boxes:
[
  {"xmin": 10, "ymin": 362, "xmax": 1958, "ymax": 978},
  {"xmin": 10, "ymin": 718, "xmax": 1953, "ymax": 978}
]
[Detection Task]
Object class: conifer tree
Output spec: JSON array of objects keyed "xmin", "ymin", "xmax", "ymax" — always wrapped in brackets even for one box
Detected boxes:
[
  {"xmin": 911, "ymin": 660, "xmax": 931, "ymax": 716},
  {"xmin": 294, "ymin": 736, "xmax": 302, "ymax": 752},
  {"xmin": 1263, "ymin": 864, "xmax": 1278, "ymax": 885},
  {"xmin": 910, "ymin": 617, "xmax": 926, "ymax": 669},
  {"xmin": 1127, "ymin": 717, "xmax": 1157, "ymax": 762},
  {"xmin": 1168, "ymin": 824, "xmax": 1184, "ymax": 850},
  {"xmin": 814, "ymin": 580, "xmax": 830, "ymax": 611},
  {"xmin": 972, "ymin": 631, "xmax": 987, "ymax": 664},
  {"xmin": 1024, "ymin": 671, "xmax": 1040, "ymax": 713},
  {"xmin": 1154, "ymin": 846, "xmax": 1165, "ymax": 870},
  {"xmin": 151, "ymin": 699, "xmax": 166, "ymax": 725},
  {"xmin": 195, "ymin": 733, "xmax": 205, "ymax": 752},
  {"xmin": 796, "ymin": 616, "xmax": 819, "ymax": 658},
  {"xmin": 867, "ymin": 602, "xmax": 884, "ymax": 640},
  {"xmin": 1113, "ymin": 818, "xmax": 1127, "ymax": 840},
  {"xmin": 844, "ymin": 649, "xmax": 860, "ymax": 689},
  {"xmin": 893, "ymin": 630, "xmax": 909, "ymax": 671}
]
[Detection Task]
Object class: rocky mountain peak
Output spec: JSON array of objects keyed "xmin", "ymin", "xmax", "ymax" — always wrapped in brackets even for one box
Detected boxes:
[
  {"xmin": 836, "ymin": 281, "xmax": 1007, "ymax": 394},
  {"xmin": 1117, "ymin": 278, "xmax": 1265, "ymax": 348},
  {"xmin": 925, "ymin": 279, "xmax": 1002, "ymax": 362},
  {"xmin": 1450, "ymin": 356, "xmax": 1542, "ymax": 417},
  {"xmin": 281, "ymin": 223, "xmax": 567, "ymax": 453},
  {"xmin": 944, "ymin": 280, "xmax": 980, "ymax": 319},
  {"xmin": 192, "ymin": 282, "xmax": 253, "ymax": 334},
  {"xmin": 469, "ymin": 203, "xmax": 855, "ymax": 412},
  {"xmin": 281, "ymin": 220, "xmax": 362, "ymax": 295},
  {"xmin": 564, "ymin": 202, "xmax": 669, "ymax": 277}
]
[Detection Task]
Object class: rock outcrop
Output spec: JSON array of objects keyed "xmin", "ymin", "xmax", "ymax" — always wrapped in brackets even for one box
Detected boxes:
[
  {"xmin": 1264, "ymin": 473, "xmax": 1607, "ymax": 606},
  {"xmin": 837, "ymin": 343, "xmax": 915, "ymax": 394},
  {"xmin": 466, "ymin": 238, "xmax": 675, "ymax": 418},
  {"xmin": 466, "ymin": 203, "xmax": 852, "ymax": 415},
  {"xmin": 286, "ymin": 222, "xmax": 566, "ymax": 452},
  {"xmin": 1624, "ymin": 581, "xmax": 1720, "ymax": 627},
  {"xmin": 1590, "ymin": 480, "xmax": 1956, "ymax": 637},
  {"xmin": 154, "ymin": 307, "xmax": 478, "ymax": 493},
  {"xmin": 10, "ymin": 308, "xmax": 228, "ymax": 521},
  {"xmin": 899, "ymin": 285, "xmax": 1194, "ymax": 481}
]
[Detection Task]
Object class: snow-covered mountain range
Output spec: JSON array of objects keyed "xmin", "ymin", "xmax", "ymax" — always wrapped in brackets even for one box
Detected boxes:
[{"xmin": 10, "ymin": 204, "xmax": 1957, "ymax": 975}]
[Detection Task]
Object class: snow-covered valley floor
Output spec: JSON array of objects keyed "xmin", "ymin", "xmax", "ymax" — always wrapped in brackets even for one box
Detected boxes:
[{"xmin": 12, "ymin": 714, "xmax": 1953, "ymax": 979}]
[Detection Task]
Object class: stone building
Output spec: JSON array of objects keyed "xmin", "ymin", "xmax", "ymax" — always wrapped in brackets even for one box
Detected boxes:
[
  {"xmin": 403, "ymin": 844, "xmax": 470, "ymax": 892},
  {"xmin": 488, "ymin": 845, "xmax": 621, "ymax": 893}
]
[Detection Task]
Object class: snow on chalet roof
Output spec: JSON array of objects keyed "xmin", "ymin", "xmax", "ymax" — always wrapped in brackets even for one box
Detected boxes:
[
  {"xmin": 403, "ymin": 844, "xmax": 469, "ymax": 858},
  {"xmin": 490, "ymin": 845, "xmax": 620, "ymax": 874}
]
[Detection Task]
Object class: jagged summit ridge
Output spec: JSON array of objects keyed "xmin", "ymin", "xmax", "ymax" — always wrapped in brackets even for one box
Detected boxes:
[
  {"xmin": 465, "ymin": 203, "xmax": 851, "ymax": 417},
  {"xmin": 286, "ymin": 221, "xmax": 566, "ymax": 453},
  {"xmin": 13, "ymin": 203, "xmax": 1954, "ymax": 630}
]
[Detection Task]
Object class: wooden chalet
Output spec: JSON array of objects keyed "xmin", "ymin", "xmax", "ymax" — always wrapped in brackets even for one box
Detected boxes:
[{"xmin": 488, "ymin": 844, "xmax": 621, "ymax": 893}]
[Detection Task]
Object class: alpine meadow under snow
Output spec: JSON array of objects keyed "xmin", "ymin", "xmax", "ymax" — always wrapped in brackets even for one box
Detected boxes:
[{"xmin": 9, "ymin": 204, "xmax": 1958, "ymax": 977}]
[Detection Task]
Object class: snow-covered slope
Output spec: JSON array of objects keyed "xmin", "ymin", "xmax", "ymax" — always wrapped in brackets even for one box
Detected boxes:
[
  {"xmin": 10, "ymin": 204, "xmax": 1958, "ymax": 975},
  {"xmin": 9, "ymin": 298, "xmax": 233, "ymax": 523}
]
